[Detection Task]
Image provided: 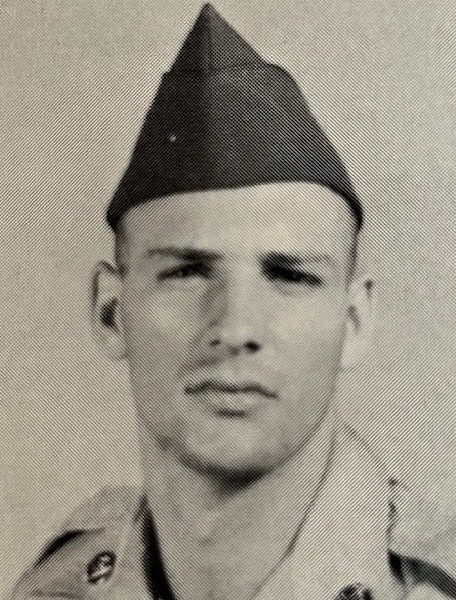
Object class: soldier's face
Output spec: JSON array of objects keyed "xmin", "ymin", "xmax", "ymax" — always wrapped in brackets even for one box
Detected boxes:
[{"xmin": 94, "ymin": 182, "xmax": 371, "ymax": 478}]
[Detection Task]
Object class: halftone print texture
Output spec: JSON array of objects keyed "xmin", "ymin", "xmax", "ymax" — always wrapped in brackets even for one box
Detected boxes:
[{"xmin": 1, "ymin": 1, "xmax": 456, "ymax": 598}]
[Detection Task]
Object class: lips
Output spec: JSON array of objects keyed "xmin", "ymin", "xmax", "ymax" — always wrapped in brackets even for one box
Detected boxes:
[
  {"xmin": 185, "ymin": 379, "xmax": 276, "ymax": 416},
  {"xmin": 185, "ymin": 379, "xmax": 277, "ymax": 400}
]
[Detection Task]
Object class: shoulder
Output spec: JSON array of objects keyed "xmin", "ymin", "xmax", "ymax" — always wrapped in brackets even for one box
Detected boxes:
[
  {"xmin": 389, "ymin": 478, "xmax": 456, "ymax": 597},
  {"xmin": 342, "ymin": 425, "xmax": 456, "ymax": 597},
  {"xmin": 60, "ymin": 483, "xmax": 143, "ymax": 530},
  {"xmin": 9, "ymin": 484, "xmax": 144, "ymax": 600}
]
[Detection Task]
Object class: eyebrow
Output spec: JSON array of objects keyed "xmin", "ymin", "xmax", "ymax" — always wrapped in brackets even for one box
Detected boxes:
[
  {"xmin": 262, "ymin": 252, "xmax": 337, "ymax": 268},
  {"xmin": 144, "ymin": 247, "xmax": 222, "ymax": 261},
  {"xmin": 144, "ymin": 247, "xmax": 337, "ymax": 267}
]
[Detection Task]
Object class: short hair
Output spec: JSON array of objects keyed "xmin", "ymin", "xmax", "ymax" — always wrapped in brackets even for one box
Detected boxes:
[{"xmin": 114, "ymin": 219, "xmax": 128, "ymax": 277}]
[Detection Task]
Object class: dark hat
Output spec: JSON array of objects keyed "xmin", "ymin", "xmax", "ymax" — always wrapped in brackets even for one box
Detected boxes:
[{"xmin": 107, "ymin": 3, "xmax": 362, "ymax": 230}]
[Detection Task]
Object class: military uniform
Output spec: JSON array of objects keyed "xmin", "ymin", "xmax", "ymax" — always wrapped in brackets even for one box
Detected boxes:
[{"xmin": 10, "ymin": 425, "xmax": 456, "ymax": 600}]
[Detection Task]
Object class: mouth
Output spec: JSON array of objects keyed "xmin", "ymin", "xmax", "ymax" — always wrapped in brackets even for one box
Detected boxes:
[{"xmin": 185, "ymin": 380, "xmax": 277, "ymax": 416}]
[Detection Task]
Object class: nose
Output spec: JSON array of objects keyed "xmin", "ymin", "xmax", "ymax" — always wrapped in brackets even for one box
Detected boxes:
[
  {"xmin": 206, "ymin": 277, "xmax": 263, "ymax": 356},
  {"xmin": 210, "ymin": 336, "xmax": 260, "ymax": 354}
]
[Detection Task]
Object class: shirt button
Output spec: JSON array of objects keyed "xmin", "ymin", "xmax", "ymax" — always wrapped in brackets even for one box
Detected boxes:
[
  {"xmin": 87, "ymin": 551, "xmax": 116, "ymax": 584},
  {"xmin": 336, "ymin": 583, "xmax": 372, "ymax": 600}
]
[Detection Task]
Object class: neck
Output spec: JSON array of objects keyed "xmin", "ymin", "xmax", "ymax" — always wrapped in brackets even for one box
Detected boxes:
[
  {"xmin": 138, "ymin": 410, "xmax": 335, "ymax": 529},
  {"xmin": 138, "ymin": 431, "xmax": 245, "ymax": 525}
]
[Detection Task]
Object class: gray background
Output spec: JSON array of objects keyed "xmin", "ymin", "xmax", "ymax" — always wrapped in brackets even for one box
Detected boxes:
[{"xmin": 1, "ymin": 0, "xmax": 455, "ymax": 595}]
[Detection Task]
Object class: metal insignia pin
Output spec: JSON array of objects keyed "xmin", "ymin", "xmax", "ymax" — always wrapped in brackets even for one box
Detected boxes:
[{"xmin": 87, "ymin": 551, "xmax": 116, "ymax": 584}]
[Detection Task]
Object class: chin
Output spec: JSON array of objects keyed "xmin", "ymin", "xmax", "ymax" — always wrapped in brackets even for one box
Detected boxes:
[{"xmin": 175, "ymin": 440, "xmax": 286, "ymax": 482}]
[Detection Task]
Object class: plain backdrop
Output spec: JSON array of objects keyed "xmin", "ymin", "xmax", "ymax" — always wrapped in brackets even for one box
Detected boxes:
[{"xmin": 1, "ymin": 0, "xmax": 456, "ymax": 595}]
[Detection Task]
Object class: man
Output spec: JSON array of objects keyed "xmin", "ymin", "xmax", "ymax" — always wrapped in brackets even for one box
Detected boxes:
[{"xmin": 10, "ymin": 4, "xmax": 456, "ymax": 600}]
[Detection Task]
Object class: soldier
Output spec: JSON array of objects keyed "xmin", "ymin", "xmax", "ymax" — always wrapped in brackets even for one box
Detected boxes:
[{"xmin": 10, "ymin": 4, "xmax": 456, "ymax": 600}]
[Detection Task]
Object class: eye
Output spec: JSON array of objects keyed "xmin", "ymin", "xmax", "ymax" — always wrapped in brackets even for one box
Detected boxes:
[
  {"xmin": 266, "ymin": 266, "xmax": 323, "ymax": 286},
  {"xmin": 158, "ymin": 262, "xmax": 211, "ymax": 281}
]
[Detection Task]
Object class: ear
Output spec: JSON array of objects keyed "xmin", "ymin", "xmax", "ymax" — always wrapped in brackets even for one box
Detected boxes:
[
  {"xmin": 341, "ymin": 275, "xmax": 375, "ymax": 370},
  {"xmin": 90, "ymin": 261, "xmax": 126, "ymax": 361}
]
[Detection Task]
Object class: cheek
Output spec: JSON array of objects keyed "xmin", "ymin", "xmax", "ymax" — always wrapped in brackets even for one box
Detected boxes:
[
  {"xmin": 121, "ymin": 287, "xmax": 203, "ymax": 364},
  {"xmin": 273, "ymin": 294, "xmax": 348, "ymax": 361}
]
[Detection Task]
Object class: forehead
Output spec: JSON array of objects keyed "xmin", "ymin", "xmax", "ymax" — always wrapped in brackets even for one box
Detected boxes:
[{"xmin": 122, "ymin": 182, "xmax": 355, "ymax": 258}]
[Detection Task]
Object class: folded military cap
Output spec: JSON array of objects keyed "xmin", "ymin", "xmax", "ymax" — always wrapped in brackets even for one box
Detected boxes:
[{"xmin": 107, "ymin": 3, "xmax": 362, "ymax": 229}]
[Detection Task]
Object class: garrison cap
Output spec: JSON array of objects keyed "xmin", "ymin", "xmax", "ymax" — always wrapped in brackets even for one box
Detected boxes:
[{"xmin": 107, "ymin": 3, "xmax": 362, "ymax": 230}]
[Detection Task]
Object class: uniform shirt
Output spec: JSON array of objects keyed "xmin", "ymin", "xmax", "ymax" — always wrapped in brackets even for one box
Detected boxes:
[{"xmin": 10, "ymin": 422, "xmax": 456, "ymax": 600}]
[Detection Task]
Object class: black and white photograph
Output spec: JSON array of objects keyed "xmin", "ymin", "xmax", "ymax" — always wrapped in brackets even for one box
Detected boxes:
[{"xmin": 1, "ymin": 1, "xmax": 456, "ymax": 598}]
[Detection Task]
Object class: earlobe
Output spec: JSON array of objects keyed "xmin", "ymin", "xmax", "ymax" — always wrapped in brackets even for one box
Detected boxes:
[
  {"xmin": 341, "ymin": 276, "xmax": 375, "ymax": 370},
  {"xmin": 90, "ymin": 261, "xmax": 127, "ymax": 361}
]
